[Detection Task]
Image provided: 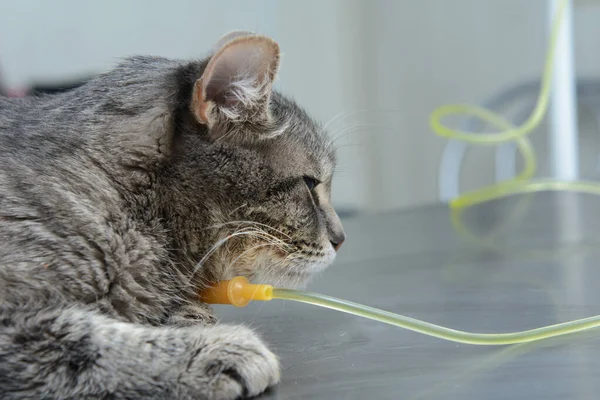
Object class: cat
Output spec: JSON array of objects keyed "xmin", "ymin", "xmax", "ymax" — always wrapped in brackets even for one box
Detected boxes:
[{"xmin": 0, "ymin": 31, "xmax": 345, "ymax": 399}]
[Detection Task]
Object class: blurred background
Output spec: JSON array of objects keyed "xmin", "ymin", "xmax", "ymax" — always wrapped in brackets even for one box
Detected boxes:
[{"xmin": 2, "ymin": 0, "xmax": 600, "ymax": 215}]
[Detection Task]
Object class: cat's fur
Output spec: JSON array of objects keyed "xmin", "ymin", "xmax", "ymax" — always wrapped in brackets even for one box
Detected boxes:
[{"xmin": 0, "ymin": 32, "xmax": 345, "ymax": 399}]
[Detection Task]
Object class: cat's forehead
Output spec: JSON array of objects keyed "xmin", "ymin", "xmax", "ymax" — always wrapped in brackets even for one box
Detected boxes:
[{"xmin": 265, "ymin": 92, "xmax": 335, "ymax": 179}]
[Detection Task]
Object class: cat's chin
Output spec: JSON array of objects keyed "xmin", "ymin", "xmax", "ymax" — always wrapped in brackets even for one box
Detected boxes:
[{"xmin": 252, "ymin": 271, "xmax": 313, "ymax": 290}]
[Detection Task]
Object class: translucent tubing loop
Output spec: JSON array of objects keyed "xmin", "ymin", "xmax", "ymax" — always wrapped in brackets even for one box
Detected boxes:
[{"xmin": 431, "ymin": 0, "xmax": 600, "ymax": 210}]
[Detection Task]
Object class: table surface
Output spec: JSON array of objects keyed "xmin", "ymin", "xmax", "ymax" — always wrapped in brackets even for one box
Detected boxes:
[{"xmin": 218, "ymin": 192, "xmax": 600, "ymax": 400}]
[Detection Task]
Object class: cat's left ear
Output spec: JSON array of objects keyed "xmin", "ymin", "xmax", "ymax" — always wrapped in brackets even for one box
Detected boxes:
[
  {"xmin": 210, "ymin": 30, "xmax": 257, "ymax": 52},
  {"xmin": 191, "ymin": 34, "xmax": 280, "ymax": 128}
]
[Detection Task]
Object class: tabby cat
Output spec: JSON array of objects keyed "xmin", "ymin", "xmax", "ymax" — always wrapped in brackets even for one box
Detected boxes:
[{"xmin": 0, "ymin": 31, "xmax": 345, "ymax": 399}]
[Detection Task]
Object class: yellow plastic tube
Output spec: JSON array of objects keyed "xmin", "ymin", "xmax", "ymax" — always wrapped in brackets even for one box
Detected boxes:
[
  {"xmin": 200, "ymin": 0, "xmax": 600, "ymax": 346},
  {"xmin": 200, "ymin": 277, "xmax": 600, "ymax": 345},
  {"xmin": 200, "ymin": 276, "xmax": 273, "ymax": 307}
]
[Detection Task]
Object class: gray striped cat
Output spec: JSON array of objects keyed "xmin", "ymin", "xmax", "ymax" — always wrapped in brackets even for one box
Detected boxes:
[{"xmin": 0, "ymin": 31, "xmax": 345, "ymax": 399}]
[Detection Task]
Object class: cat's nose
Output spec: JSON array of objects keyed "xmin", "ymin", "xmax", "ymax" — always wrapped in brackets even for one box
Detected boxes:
[
  {"xmin": 324, "ymin": 204, "xmax": 345, "ymax": 252},
  {"xmin": 331, "ymin": 239, "xmax": 344, "ymax": 252},
  {"xmin": 330, "ymin": 231, "xmax": 346, "ymax": 252}
]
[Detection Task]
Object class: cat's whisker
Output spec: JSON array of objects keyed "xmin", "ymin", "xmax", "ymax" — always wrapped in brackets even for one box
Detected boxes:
[
  {"xmin": 323, "ymin": 108, "xmax": 393, "ymax": 132},
  {"xmin": 322, "ymin": 110, "xmax": 359, "ymax": 131},
  {"xmin": 221, "ymin": 226, "xmax": 288, "ymax": 248},
  {"xmin": 323, "ymin": 107, "xmax": 407, "ymax": 132},
  {"xmin": 226, "ymin": 243, "xmax": 275, "ymax": 270},
  {"xmin": 328, "ymin": 128, "xmax": 372, "ymax": 148},
  {"xmin": 227, "ymin": 203, "xmax": 248, "ymax": 216},
  {"xmin": 327, "ymin": 122, "xmax": 373, "ymax": 144},
  {"xmin": 192, "ymin": 227, "xmax": 293, "ymax": 277},
  {"xmin": 192, "ymin": 230, "xmax": 259, "ymax": 275},
  {"xmin": 217, "ymin": 221, "xmax": 291, "ymax": 239},
  {"xmin": 333, "ymin": 143, "xmax": 365, "ymax": 151},
  {"xmin": 236, "ymin": 228, "xmax": 292, "ymax": 249},
  {"xmin": 328, "ymin": 123, "xmax": 395, "ymax": 147},
  {"xmin": 204, "ymin": 220, "xmax": 292, "ymax": 240}
]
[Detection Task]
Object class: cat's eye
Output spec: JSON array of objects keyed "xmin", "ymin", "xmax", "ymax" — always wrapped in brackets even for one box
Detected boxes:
[{"xmin": 303, "ymin": 176, "xmax": 319, "ymax": 191}]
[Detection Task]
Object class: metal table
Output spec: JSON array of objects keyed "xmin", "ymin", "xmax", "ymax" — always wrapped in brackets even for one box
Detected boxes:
[{"xmin": 217, "ymin": 192, "xmax": 600, "ymax": 399}]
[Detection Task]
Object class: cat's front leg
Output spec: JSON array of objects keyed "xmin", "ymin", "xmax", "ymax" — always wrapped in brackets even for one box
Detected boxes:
[{"xmin": 1, "ymin": 305, "xmax": 280, "ymax": 399}]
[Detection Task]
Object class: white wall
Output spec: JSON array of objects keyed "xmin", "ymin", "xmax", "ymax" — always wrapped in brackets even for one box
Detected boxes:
[
  {"xmin": 0, "ymin": 1, "xmax": 278, "ymax": 85},
  {"xmin": 2, "ymin": 1, "xmax": 600, "ymax": 212}
]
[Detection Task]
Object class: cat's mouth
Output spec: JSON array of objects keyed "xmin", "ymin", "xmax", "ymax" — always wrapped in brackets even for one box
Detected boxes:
[
  {"xmin": 264, "ymin": 245, "xmax": 336, "ymax": 288},
  {"xmin": 220, "ymin": 240, "xmax": 336, "ymax": 288}
]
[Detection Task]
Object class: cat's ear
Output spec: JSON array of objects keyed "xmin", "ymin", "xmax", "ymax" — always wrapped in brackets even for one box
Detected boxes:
[
  {"xmin": 191, "ymin": 34, "xmax": 280, "ymax": 128},
  {"xmin": 211, "ymin": 30, "xmax": 257, "ymax": 52}
]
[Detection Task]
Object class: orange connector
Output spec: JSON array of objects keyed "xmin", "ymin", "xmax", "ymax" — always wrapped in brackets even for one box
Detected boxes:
[{"xmin": 199, "ymin": 276, "xmax": 273, "ymax": 307}]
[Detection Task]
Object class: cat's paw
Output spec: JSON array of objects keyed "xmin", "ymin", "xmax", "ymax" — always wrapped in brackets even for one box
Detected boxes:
[{"xmin": 183, "ymin": 324, "xmax": 280, "ymax": 399}]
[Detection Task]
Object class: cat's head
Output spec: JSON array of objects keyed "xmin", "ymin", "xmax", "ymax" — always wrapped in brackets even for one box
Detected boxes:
[{"xmin": 162, "ymin": 32, "xmax": 345, "ymax": 288}]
